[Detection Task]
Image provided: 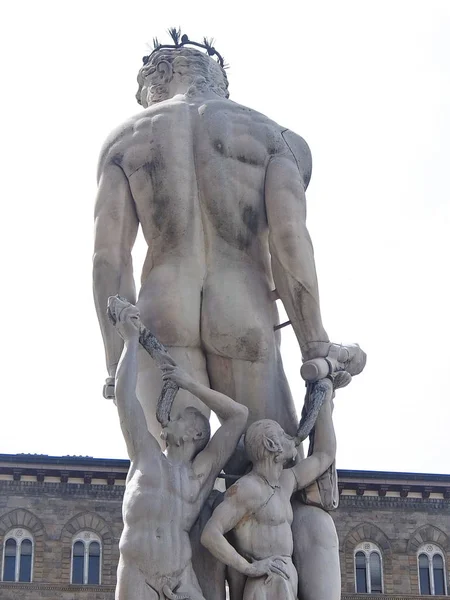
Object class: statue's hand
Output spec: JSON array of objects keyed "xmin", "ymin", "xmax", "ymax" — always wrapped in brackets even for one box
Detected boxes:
[
  {"xmin": 114, "ymin": 307, "xmax": 141, "ymax": 341},
  {"xmin": 161, "ymin": 363, "xmax": 194, "ymax": 391},
  {"xmin": 246, "ymin": 556, "xmax": 289, "ymax": 583},
  {"xmin": 301, "ymin": 342, "xmax": 367, "ymax": 382},
  {"xmin": 336, "ymin": 343, "xmax": 366, "ymax": 376},
  {"xmin": 103, "ymin": 376, "xmax": 115, "ymax": 400}
]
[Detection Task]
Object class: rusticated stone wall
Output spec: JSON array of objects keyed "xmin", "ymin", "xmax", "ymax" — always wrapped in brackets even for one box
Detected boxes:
[
  {"xmin": 0, "ymin": 479, "xmax": 123, "ymax": 600},
  {"xmin": 334, "ymin": 494, "xmax": 450, "ymax": 596},
  {"xmin": 0, "ymin": 457, "xmax": 449, "ymax": 599}
]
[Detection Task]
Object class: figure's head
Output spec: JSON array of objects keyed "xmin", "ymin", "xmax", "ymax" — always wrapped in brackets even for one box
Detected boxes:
[
  {"xmin": 136, "ymin": 46, "xmax": 229, "ymax": 107},
  {"xmin": 161, "ymin": 406, "xmax": 211, "ymax": 459},
  {"xmin": 245, "ymin": 419, "xmax": 297, "ymax": 466}
]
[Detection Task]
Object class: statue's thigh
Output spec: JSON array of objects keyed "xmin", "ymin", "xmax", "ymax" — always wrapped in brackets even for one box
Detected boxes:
[
  {"xmin": 292, "ymin": 502, "xmax": 341, "ymax": 600},
  {"xmin": 136, "ymin": 345, "xmax": 210, "ymax": 442},
  {"xmin": 201, "ymin": 269, "xmax": 279, "ymax": 365},
  {"xmin": 243, "ymin": 572, "xmax": 296, "ymax": 600},
  {"xmin": 177, "ymin": 563, "xmax": 207, "ymax": 600},
  {"xmin": 206, "ymin": 352, "xmax": 298, "ymax": 436},
  {"xmin": 116, "ymin": 560, "xmax": 158, "ymax": 600}
]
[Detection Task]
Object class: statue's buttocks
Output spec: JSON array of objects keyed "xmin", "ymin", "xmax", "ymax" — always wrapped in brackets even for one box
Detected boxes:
[{"xmin": 110, "ymin": 98, "xmax": 285, "ymax": 360}]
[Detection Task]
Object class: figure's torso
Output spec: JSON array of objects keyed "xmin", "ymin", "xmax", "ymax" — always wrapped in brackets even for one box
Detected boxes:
[
  {"xmin": 233, "ymin": 475, "xmax": 294, "ymax": 561},
  {"xmin": 119, "ymin": 461, "xmax": 206, "ymax": 577}
]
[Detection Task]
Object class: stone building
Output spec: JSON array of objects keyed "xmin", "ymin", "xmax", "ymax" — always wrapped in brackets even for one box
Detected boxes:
[{"xmin": 0, "ymin": 454, "xmax": 448, "ymax": 599}]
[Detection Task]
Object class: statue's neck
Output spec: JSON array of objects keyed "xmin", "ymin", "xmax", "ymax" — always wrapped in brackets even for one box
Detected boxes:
[
  {"xmin": 148, "ymin": 80, "xmax": 222, "ymax": 106},
  {"xmin": 253, "ymin": 459, "xmax": 283, "ymax": 487}
]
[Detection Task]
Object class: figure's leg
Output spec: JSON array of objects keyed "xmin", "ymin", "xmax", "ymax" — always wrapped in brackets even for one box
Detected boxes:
[
  {"xmin": 190, "ymin": 491, "xmax": 227, "ymax": 600},
  {"xmin": 292, "ymin": 501, "xmax": 341, "ymax": 600},
  {"xmin": 136, "ymin": 345, "xmax": 210, "ymax": 444},
  {"xmin": 227, "ymin": 566, "xmax": 247, "ymax": 600},
  {"xmin": 201, "ymin": 267, "xmax": 298, "ymax": 437},
  {"xmin": 176, "ymin": 563, "xmax": 208, "ymax": 600},
  {"xmin": 136, "ymin": 272, "xmax": 208, "ymax": 442},
  {"xmin": 116, "ymin": 558, "xmax": 158, "ymax": 600},
  {"xmin": 206, "ymin": 348, "xmax": 298, "ymax": 436}
]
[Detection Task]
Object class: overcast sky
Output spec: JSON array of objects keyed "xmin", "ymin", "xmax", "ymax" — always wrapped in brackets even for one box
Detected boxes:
[{"xmin": 1, "ymin": 0, "xmax": 449, "ymax": 474}]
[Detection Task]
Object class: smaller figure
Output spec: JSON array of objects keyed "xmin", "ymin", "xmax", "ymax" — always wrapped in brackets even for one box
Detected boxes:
[
  {"xmin": 110, "ymin": 298, "xmax": 248, "ymax": 600},
  {"xmin": 200, "ymin": 382, "xmax": 337, "ymax": 600}
]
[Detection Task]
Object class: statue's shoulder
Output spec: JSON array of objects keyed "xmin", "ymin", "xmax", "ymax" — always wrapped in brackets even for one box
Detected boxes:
[
  {"xmin": 97, "ymin": 106, "xmax": 164, "ymax": 179},
  {"xmin": 224, "ymin": 473, "xmax": 263, "ymax": 505},
  {"xmin": 97, "ymin": 116, "xmax": 137, "ymax": 180},
  {"xmin": 207, "ymin": 99, "xmax": 309, "ymax": 157},
  {"xmin": 277, "ymin": 129, "xmax": 313, "ymax": 188}
]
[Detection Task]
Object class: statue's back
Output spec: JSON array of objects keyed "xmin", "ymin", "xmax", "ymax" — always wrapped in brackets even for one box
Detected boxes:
[{"xmin": 112, "ymin": 97, "xmax": 290, "ymax": 361}]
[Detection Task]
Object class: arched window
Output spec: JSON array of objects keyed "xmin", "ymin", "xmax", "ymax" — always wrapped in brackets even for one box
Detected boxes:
[
  {"xmin": 71, "ymin": 532, "xmax": 101, "ymax": 585},
  {"xmin": 354, "ymin": 542, "xmax": 383, "ymax": 594},
  {"xmin": 2, "ymin": 529, "xmax": 34, "ymax": 582},
  {"xmin": 418, "ymin": 544, "xmax": 448, "ymax": 596}
]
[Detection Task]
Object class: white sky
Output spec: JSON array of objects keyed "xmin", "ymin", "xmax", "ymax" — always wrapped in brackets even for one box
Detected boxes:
[{"xmin": 1, "ymin": 0, "xmax": 449, "ymax": 474}]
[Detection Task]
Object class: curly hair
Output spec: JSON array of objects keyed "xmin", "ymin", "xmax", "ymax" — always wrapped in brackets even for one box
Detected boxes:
[
  {"xmin": 136, "ymin": 47, "xmax": 229, "ymax": 105},
  {"xmin": 244, "ymin": 419, "xmax": 283, "ymax": 464},
  {"xmin": 183, "ymin": 406, "xmax": 211, "ymax": 454}
]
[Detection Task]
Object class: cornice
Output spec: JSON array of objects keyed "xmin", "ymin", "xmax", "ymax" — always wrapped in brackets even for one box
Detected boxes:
[
  {"xmin": 0, "ymin": 455, "xmax": 449, "ymax": 501},
  {"xmin": 0, "ymin": 581, "xmax": 114, "ymax": 592},
  {"xmin": 342, "ymin": 596, "xmax": 448, "ymax": 600},
  {"xmin": 338, "ymin": 495, "xmax": 450, "ymax": 511}
]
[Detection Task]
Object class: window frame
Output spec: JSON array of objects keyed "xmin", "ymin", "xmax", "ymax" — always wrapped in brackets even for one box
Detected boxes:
[
  {"xmin": 354, "ymin": 541, "xmax": 384, "ymax": 594},
  {"xmin": 417, "ymin": 543, "xmax": 448, "ymax": 596},
  {"xmin": 1, "ymin": 528, "xmax": 34, "ymax": 583},
  {"xmin": 70, "ymin": 531, "xmax": 102, "ymax": 585}
]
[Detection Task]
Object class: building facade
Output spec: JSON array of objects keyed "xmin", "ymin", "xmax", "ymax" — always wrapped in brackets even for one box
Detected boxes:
[{"xmin": 0, "ymin": 454, "xmax": 448, "ymax": 599}]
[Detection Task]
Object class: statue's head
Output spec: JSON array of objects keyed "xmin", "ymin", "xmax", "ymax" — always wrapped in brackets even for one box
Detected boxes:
[
  {"xmin": 245, "ymin": 419, "xmax": 298, "ymax": 466},
  {"xmin": 161, "ymin": 406, "xmax": 211, "ymax": 459},
  {"xmin": 136, "ymin": 46, "xmax": 229, "ymax": 107}
]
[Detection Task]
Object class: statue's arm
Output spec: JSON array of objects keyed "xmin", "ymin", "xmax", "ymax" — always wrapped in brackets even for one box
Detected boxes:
[
  {"xmin": 289, "ymin": 396, "xmax": 336, "ymax": 493},
  {"xmin": 178, "ymin": 377, "xmax": 248, "ymax": 478},
  {"xmin": 201, "ymin": 483, "xmax": 255, "ymax": 576},
  {"xmin": 202, "ymin": 481, "xmax": 290, "ymax": 581},
  {"xmin": 265, "ymin": 132, "xmax": 329, "ymax": 361},
  {"xmin": 93, "ymin": 158, "xmax": 139, "ymax": 383},
  {"xmin": 115, "ymin": 335, "xmax": 162, "ymax": 462}
]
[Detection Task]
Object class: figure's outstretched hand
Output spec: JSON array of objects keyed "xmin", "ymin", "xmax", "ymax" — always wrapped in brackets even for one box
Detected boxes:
[
  {"xmin": 161, "ymin": 364, "xmax": 195, "ymax": 390},
  {"xmin": 246, "ymin": 556, "xmax": 290, "ymax": 583}
]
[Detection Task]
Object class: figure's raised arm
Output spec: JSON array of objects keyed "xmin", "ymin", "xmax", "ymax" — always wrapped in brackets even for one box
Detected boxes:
[
  {"xmin": 265, "ymin": 132, "xmax": 329, "ymax": 362},
  {"xmin": 93, "ymin": 141, "xmax": 139, "ymax": 393},
  {"xmin": 161, "ymin": 365, "xmax": 248, "ymax": 478},
  {"xmin": 111, "ymin": 298, "xmax": 162, "ymax": 463},
  {"xmin": 289, "ymin": 393, "xmax": 336, "ymax": 493}
]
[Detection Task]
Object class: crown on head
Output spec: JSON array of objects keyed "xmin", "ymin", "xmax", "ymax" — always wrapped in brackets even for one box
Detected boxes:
[{"xmin": 142, "ymin": 27, "xmax": 225, "ymax": 68}]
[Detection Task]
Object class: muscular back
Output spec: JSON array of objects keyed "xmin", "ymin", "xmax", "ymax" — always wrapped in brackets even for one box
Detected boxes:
[{"xmin": 98, "ymin": 96, "xmax": 312, "ymax": 359}]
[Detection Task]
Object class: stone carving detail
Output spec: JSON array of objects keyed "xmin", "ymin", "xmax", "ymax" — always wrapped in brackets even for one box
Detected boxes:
[
  {"xmin": 93, "ymin": 31, "xmax": 366, "ymax": 600},
  {"xmin": 109, "ymin": 297, "xmax": 248, "ymax": 599},
  {"xmin": 201, "ymin": 387, "xmax": 338, "ymax": 599}
]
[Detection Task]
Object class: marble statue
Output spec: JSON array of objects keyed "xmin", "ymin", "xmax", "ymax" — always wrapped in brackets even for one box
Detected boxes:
[
  {"xmin": 93, "ymin": 30, "xmax": 366, "ymax": 600},
  {"xmin": 108, "ymin": 296, "xmax": 248, "ymax": 599},
  {"xmin": 201, "ymin": 377, "xmax": 338, "ymax": 600}
]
